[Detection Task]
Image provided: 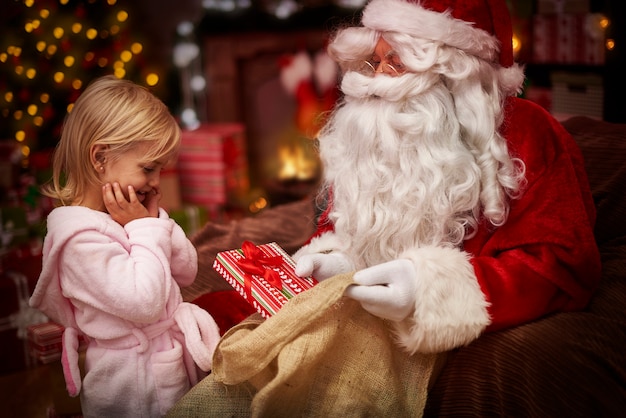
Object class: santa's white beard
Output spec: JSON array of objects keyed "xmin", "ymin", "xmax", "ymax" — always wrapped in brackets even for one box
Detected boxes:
[{"xmin": 319, "ymin": 71, "xmax": 482, "ymax": 268}]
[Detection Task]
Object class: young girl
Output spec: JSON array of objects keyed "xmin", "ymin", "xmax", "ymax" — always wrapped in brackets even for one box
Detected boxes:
[{"xmin": 29, "ymin": 75, "xmax": 220, "ymax": 417}]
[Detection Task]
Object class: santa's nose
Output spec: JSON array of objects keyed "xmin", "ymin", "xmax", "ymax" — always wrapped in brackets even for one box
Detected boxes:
[{"xmin": 374, "ymin": 61, "xmax": 401, "ymax": 76}]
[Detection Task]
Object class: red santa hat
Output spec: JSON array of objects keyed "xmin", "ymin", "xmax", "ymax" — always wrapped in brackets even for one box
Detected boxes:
[{"xmin": 361, "ymin": 0, "xmax": 515, "ymax": 68}]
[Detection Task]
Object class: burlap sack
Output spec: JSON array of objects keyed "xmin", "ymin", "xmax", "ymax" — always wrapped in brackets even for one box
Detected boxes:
[{"xmin": 168, "ymin": 273, "xmax": 439, "ymax": 417}]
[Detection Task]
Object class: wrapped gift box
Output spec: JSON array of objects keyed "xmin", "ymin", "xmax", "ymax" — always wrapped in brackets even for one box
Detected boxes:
[
  {"xmin": 537, "ymin": 0, "xmax": 589, "ymax": 15},
  {"xmin": 26, "ymin": 321, "xmax": 64, "ymax": 364},
  {"xmin": 213, "ymin": 241, "xmax": 317, "ymax": 318},
  {"xmin": 532, "ymin": 14, "xmax": 605, "ymax": 65},
  {"xmin": 177, "ymin": 123, "xmax": 250, "ymax": 219},
  {"xmin": 27, "ymin": 321, "xmax": 88, "ymax": 365}
]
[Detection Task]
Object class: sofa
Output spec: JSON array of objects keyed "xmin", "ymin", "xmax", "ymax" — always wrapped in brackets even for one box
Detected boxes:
[{"xmin": 178, "ymin": 116, "xmax": 626, "ymax": 416}]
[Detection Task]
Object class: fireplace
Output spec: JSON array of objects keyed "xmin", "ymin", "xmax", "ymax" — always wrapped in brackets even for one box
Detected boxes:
[{"xmin": 200, "ymin": 29, "xmax": 331, "ymax": 205}]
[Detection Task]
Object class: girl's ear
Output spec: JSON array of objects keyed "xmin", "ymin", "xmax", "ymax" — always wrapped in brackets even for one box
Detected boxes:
[{"xmin": 90, "ymin": 144, "xmax": 109, "ymax": 170}]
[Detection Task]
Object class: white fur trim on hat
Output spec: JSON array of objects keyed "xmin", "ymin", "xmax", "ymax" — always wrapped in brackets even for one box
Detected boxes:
[
  {"xmin": 393, "ymin": 245, "xmax": 491, "ymax": 353},
  {"xmin": 362, "ymin": 0, "xmax": 500, "ymax": 64},
  {"xmin": 498, "ymin": 64, "xmax": 526, "ymax": 96}
]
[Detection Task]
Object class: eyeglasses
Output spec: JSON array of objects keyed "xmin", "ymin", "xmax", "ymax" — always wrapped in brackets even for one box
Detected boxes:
[{"xmin": 360, "ymin": 60, "xmax": 405, "ymax": 76}]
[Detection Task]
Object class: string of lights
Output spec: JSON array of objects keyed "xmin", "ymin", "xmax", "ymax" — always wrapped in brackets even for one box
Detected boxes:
[{"xmin": 0, "ymin": 0, "xmax": 160, "ymax": 167}]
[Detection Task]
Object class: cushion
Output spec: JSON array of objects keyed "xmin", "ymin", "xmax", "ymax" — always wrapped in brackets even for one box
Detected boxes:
[{"xmin": 561, "ymin": 116, "xmax": 626, "ymax": 246}]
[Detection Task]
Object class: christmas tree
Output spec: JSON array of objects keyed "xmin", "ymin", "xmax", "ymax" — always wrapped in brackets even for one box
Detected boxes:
[{"xmin": 0, "ymin": 0, "xmax": 162, "ymax": 168}]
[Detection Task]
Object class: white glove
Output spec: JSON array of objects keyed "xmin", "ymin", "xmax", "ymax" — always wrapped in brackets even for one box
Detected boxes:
[
  {"xmin": 344, "ymin": 259, "xmax": 417, "ymax": 321},
  {"xmin": 295, "ymin": 252, "xmax": 354, "ymax": 281}
]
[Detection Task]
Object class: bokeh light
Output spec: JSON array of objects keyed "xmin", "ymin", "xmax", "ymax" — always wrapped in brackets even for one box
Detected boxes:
[
  {"xmin": 146, "ymin": 73, "xmax": 159, "ymax": 86},
  {"xmin": 1, "ymin": 0, "xmax": 164, "ymax": 165}
]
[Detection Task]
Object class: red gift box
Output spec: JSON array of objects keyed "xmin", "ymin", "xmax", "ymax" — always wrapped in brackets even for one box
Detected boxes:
[
  {"xmin": 27, "ymin": 321, "xmax": 87, "ymax": 364},
  {"xmin": 213, "ymin": 241, "xmax": 317, "ymax": 318},
  {"xmin": 177, "ymin": 123, "xmax": 250, "ymax": 218},
  {"xmin": 536, "ymin": 0, "xmax": 589, "ymax": 15},
  {"xmin": 26, "ymin": 321, "xmax": 64, "ymax": 364},
  {"xmin": 532, "ymin": 14, "xmax": 605, "ymax": 65}
]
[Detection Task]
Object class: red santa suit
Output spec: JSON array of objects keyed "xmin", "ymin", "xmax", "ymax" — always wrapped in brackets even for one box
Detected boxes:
[
  {"xmin": 467, "ymin": 97, "xmax": 600, "ymax": 331},
  {"xmin": 304, "ymin": 96, "xmax": 601, "ymax": 349},
  {"xmin": 293, "ymin": 0, "xmax": 601, "ymax": 354}
]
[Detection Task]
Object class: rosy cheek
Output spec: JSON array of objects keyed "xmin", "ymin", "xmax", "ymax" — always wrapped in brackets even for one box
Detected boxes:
[{"xmin": 119, "ymin": 184, "xmax": 133, "ymax": 200}]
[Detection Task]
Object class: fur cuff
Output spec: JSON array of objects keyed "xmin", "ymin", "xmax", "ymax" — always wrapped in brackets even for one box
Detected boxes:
[
  {"xmin": 393, "ymin": 246, "xmax": 490, "ymax": 354},
  {"xmin": 291, "ymin": 231, "xmax": 343, "ymax": 261}
]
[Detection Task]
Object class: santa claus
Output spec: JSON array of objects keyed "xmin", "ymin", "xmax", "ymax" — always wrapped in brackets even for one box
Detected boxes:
[{"xmin": 293, "ymin": 0, "xmax": 601, "ymax": 353}]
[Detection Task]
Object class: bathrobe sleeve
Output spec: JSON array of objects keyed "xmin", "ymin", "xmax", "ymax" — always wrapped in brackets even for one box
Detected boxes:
[
  {"xmin": 59, "ymin": 215, "xmax": 181, "ymax": 325},
  {"xmin": 159, "ymin": 208, "xmax": 198, "ymax": 288}
]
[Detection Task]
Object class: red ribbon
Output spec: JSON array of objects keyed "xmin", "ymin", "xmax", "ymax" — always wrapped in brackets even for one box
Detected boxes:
[{"xmin": 238, "ymin": 241, "xmax": 284, "ymax": 300}]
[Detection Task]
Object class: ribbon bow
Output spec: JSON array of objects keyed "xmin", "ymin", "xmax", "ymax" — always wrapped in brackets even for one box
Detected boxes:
[{"xmin": 238, "ymin": 241, "xmax": 284, "ymax": 300}]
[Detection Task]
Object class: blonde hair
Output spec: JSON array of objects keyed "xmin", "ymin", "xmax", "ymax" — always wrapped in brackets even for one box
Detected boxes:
[{"xmin": 43, "ymin": 75, "xmax": 181, "ymax": 206}]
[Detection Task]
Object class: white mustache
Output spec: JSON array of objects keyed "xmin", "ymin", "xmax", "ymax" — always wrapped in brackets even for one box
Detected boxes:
[{"xmin": 340, "ymin": 71, "xmax": 441, "ymax": 102}]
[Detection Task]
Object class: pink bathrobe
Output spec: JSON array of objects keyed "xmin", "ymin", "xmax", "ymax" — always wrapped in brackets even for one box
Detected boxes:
[{"xmin": 29, "ymin": 206, "xmax": 220, "ymax": 417}]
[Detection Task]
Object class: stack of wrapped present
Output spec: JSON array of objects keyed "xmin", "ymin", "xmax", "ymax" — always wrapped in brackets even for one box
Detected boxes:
[{"xmin": 27, "ymin": 321, "xmax": 87, "ymax": 365}]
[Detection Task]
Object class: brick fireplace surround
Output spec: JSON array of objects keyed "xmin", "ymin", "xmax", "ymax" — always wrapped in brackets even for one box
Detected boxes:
[{"xmin": 200, "ymin": 29, "xmax": 331, "ymax": 203}]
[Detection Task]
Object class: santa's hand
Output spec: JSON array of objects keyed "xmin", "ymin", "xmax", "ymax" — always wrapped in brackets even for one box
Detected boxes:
[
  {"xmin": 295, "ymin": 252, "xmax": 353, "ymax": 281},
  {"xmin": 345, "ymin": 259, "xmax": 417, "ymax": 321}
]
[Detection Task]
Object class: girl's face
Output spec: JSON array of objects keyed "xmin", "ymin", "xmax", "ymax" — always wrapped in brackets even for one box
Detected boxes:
[{"xmin": 100, "ymin": 143, "xmax": 166, "ymax": 204}]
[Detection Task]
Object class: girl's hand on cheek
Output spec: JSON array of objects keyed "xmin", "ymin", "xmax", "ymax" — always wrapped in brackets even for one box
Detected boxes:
[
  {"xmin": 102, "ymin": 183, "xmax": 150, "ymax": 226},
  {"xmin": 143, "ymin": 186, "xmax": 161, "ymax": 218}
]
